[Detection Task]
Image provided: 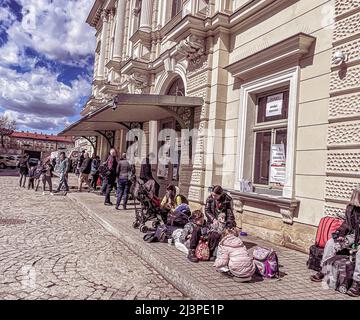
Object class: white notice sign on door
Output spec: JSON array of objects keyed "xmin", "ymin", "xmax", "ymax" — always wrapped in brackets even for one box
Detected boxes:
[{"xmin": 266, "ymin": 93, "xmax": 283, "ymax": 117}]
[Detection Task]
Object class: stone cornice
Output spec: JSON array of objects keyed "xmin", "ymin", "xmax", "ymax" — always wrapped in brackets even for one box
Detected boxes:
[
  {"xmin": 224, "ymin": 33, "xmax": 316, "ymax": 81},
  {"xmin": 86, "ymin": 0, "xmax": 103, "ymax": 28}
]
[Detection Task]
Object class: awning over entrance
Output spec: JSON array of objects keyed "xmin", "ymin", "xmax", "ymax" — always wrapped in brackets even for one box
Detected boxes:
[{"xmin": 58, "ymin": 93, "xmax": 204, "ymax": 137}]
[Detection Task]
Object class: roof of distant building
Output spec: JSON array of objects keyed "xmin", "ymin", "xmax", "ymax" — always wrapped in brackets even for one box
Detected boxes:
[{"xmin": 11, "ymin": 131, "xmax": 74, "ymax": 143}]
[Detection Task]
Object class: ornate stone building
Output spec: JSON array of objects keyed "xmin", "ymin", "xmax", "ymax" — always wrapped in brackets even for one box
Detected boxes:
[{"xmin": 60, "ymin": 0, "xmax": 360, "ymax": 252}]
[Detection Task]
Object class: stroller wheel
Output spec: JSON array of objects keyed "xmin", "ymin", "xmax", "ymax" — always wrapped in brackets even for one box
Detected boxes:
[
  {"xmin": 152, "ymin": 221, "xmax": 160, "ymax": 228},
  {"xmin": 132, "ymin": 221, "xmax": 140, "ymax": 229},
  {"xmin": 140, "ymin": 225, "xmax": 148, "ymax": 233}
]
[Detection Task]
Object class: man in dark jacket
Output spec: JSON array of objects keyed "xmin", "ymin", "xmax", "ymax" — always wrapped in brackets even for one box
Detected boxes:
[
  {"xmin": 90, "ymin": 155, "xmax": 100, "ymax": 191},
  {"xmin": 310, "ymin": 187, "xmax": 360, "ymax": 297},
  {"xmin": 104, "ymin": 148, "xmax": 118, "ymax": 206},
  {"xmin": 18, "ymin": 153, "xmax": 29, "ymax": 187},
  {"xmin": 76, "ymin": 150, "xmax": 85, "ymax": 176},
  {"xmin": 78, "ymin": 152, "xmax": 92, "ymax": 192},
  {"xmin": 115, "ymin": 153, "xmax": 135, "ymax": 210}
]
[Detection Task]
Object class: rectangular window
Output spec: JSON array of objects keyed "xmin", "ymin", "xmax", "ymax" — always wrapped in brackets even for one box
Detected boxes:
[{"xmin": 253, "ymin": 89, "xmax": 289, "ymax": 188}]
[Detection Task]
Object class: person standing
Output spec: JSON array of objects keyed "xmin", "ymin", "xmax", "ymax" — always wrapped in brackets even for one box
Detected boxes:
[
  {"xmin": 34, "ymin": 160, "xmax": 43, "ymax": 192},
  {"xmin": 27, "ymin": 165, "xmax": 36, "ymax": 190},
  {"xmin": 90, "ymin": 155, "xmax": 100, "ymax": 191},
  {"xmin": 18, "ymin": 153, "xmax": 29, "ymax": 188},
  {"xmin": 140, "ymin": 153, "xmax": 160, "ymax": 197},
  {"xmin": 115, "ymin": 153, "xmax": 135, "ymax": 210},
  {"xmin": 76, "ymin": 150, "xmax": 85, "ymax": 176},
  {"xmin": 78, "ymin": 152, "xmax": 92, "ymax": 192},
  {"xmin": 54, "ymin": 152, "xmax": 70, "ymax": 194},
  {"xmin": 41, "ymin": 158, "xmax": 54, "ymax": 196},
  {"xmin": 104, "ymin": 149, "xmax": 118, "ymax": 206}
]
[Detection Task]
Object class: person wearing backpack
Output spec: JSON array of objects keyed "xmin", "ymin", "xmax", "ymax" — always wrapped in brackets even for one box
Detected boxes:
[
  {"xmin": 54, "ymin": 152, "xmax": 70, "ymax": 194},
  {"xmin": 214, "ymin": 228, "xmax": 255, "ymax": 281},
  {"xmin": 18, "ymin": 153, "xmax": 30, "ymax": 188},
  {"xmin": 310, "ymin": 187, "xmax": 360, "ymax": 297},
  {"xmin": 90, "ymin": 155, "xmax": 100, "ymax": 191}
]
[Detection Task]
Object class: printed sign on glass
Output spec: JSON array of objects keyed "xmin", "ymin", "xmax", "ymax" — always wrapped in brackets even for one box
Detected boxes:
[
  {"xmin": 266, "ymin": 93, "xmax": 283, "ymax": 117},
  {"xmin": 269, "ymin": 144, "xmax": 286, "ymax": 185}
]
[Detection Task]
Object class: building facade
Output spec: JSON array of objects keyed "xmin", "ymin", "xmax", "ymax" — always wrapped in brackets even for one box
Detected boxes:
[
  {"xmin": 61, "ymin": 0, "xmax": 360, "ymax": 252},
  {"xmin": 1, "ymin": 131, "xmax": 74, "ymax": 158}
]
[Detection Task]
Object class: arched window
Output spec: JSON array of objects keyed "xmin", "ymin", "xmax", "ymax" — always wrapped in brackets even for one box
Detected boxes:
[
  {"xmin": 166, "ymin": 77, "xmax": 185, "ymax": 96},
  {"xmin": 171, "ymin": 0, "xmax": 183, "ymax": 18}
]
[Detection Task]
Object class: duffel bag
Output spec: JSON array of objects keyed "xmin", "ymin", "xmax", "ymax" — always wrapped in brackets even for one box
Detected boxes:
[{"xmin": 306, "ymin": 245, "xmax": 324, "ymax": 271}]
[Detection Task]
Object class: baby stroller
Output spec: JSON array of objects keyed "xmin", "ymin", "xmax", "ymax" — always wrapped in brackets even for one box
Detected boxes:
[{"xmin": 131, "ymin": 178, "xmax": 163, "ymax": 233}]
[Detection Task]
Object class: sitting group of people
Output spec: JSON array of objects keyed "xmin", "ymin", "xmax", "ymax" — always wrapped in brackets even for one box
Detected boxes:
[{"xmin": 153, "ymin": 184, "xmax": 256, "ymax": 281}]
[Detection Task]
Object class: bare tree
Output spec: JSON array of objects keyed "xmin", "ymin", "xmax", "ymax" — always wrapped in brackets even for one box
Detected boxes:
[{"xmin": 0, "ymin": 115, "xmax": 16, "ymax": 148}]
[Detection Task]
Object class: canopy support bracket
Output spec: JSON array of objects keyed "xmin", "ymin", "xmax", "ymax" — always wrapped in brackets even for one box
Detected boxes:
[{"xmin": 95, "ymin": 130, "xmax": 115, "ymax": 148}]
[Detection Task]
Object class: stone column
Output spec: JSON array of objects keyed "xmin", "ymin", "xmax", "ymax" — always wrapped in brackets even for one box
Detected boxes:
[
  {"xmin": 139, "ymin": 0, "xmax": 152, "ymax": 32},
  {"xmin": 113, "ymin": 0, "xmax": 126, "ymax": 61},
  {"xmin": 97, "ymin": 10, "xmax": 109, "ymax": 79}
]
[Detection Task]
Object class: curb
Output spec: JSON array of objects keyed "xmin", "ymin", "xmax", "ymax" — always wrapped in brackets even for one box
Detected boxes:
[{"xmin": 67, "ymin": 193, "xmax": 225, "ymax": 300}]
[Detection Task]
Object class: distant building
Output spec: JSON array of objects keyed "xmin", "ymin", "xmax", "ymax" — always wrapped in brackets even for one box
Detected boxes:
[
  {"xmin": 1, "ymin": 131, "xmax": 74, "ymax": 158},
  {"xmin": 74, "ymin": 137, "xmax": 95, "ymax": 155}
]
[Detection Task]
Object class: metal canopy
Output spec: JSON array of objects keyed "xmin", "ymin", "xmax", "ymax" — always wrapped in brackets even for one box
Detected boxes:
[{"xmin": 58, "ymin": 93, "xmax": 203, "ymax": 137}]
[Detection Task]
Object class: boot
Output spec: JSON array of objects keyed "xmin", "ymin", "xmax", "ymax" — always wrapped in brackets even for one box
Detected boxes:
[
  {"xmin": 310, "ymin": 272, "xmax": 325, "ymax": 282},
  {"xmin": 187, "ymin": 249, "xmax": 199, "ymax": 263},
  {"xmin": 347, "ymin": 281, "xmax": 360, "ymax": 297}
]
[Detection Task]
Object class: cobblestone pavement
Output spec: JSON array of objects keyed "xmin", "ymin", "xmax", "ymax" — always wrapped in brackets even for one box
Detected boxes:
[{"xmin": 0, "ymin": 175, "xmax": 185, "ymax": 300}]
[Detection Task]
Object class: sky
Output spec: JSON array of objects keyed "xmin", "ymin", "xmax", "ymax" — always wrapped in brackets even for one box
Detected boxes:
[{"xmin": 0, "ymin": 0, "xmax": 96, "ymax": 134}]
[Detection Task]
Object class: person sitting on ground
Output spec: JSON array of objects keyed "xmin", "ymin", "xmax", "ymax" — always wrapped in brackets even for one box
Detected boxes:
[
  {"xmin": 160, "ymin": 184, "xmax": 188, "ymax": 223},
  {"xmin": 78, "ymin": 152, "xmax": 92, "ymax": 192},
  {"xmin": 310, "ymin": 187, "xmax": 360, "ymax": 297},
  {"xmin": 41, "ymin": 158, "xmax": 54, "ymax": 196},
  {"xmin": 213, "ymin": 227, "xmax": 255, "ymax": 281},
  {"xmin": 18, "ymin": 153, "xmax": 29, "ymax": 188},
  {"xmin": 34, "ymin": 160, "xmax": 43, "ymax": 192},
  {"xmin": 54, "ymin": 152, "xmax": 70, "ymax": 194},
  {"xmin": 27, "ymin": 165, "xmax": 36, "ymax": 190},
  {"xmin": 178, "ymin": 210, "xmax": 206, "ymax": 251},
  {"xmin": 115, "ymin": 153, "xmax": 135, "ymax": 210}
]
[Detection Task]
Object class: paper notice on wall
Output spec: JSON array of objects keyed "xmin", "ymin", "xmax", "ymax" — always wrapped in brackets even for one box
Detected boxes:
[
  {"xmin": 269, "ymin": 144, "xmax": 286, "ymax": 185},
  {"xmin": 266, "ymin": 93, "xmax": 283, "ymax": 117}
]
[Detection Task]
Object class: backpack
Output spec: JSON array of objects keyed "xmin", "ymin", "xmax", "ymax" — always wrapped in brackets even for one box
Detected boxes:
[
  {"xmin": 174, "ymin": 203, "xmax": 191, "ymax": 216},
  {"xmin": 195, "ymin": 236, "xmax": 210, "ymax": 261},
  {"xmin": 315, "ymin": 216, "xmax": 344, "ymax": 248},
  {"xmin": 322, "ymin": 255, "xmax": 355, "ymax": 293},
  {"xmin": 253, "ymin": 246, "xmax": 280, "ymax": 278},
  {"xmin": 306, "ymin": 245, "xmax": 324, "ymax": 272},
  {"xmin": 154, "ymin": 225, "xmax": 179, "ymax": 243},
  {"xmin": 66, "ymin": 158, "xmax": 72, "ymax": 173},
  {"xmin": 167, "ymin": 211, "xmax": 189, "ymax": 228}
]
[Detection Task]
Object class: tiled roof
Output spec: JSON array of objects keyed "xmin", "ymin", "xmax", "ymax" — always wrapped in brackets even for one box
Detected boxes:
[{"xmin": 11, "ymin": 131, "xmax": 73, "ymax": 143}]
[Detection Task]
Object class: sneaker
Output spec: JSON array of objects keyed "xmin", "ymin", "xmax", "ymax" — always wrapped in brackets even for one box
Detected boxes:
[
  {"xmin": 53, "ymin": 190, "xmax": 60, "ymax": 194},
  {"xmin": 50, "ymin": 192, "xmax": 54, "ymax": 196},
  {"xmin": 42, "ymin": 191, "xmax": 45, "ymax": 195},
  {"xmin": 104, "ymin": 202, "xmax": 113, "ymax": 206},
  {"xmin": 310, "ymin": 272, "xmax": 325, "ymax": 282},
  {"xmin": 347, "ymin": 281, "xmax": 360, "ymax": 297},
  {"xmin": 115, "ymin": 206, "xmax": 121, "ymax": 210},
  {"xmin": 187, "ymin": 249, "xmax": 199, "ymax": 263},
  {"xmin": 123, "ymin": 206, "xmax": 127, "ymax": 210}
]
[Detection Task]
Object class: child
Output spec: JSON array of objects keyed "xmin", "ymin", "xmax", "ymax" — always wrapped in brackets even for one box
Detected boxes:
[
  {"xmin": 179, "ymin": 210, "xmax": 206, "ymax": 250},
  {"xmin": 214, "ymin": 228, "xmax": 255, "ymax": 282},
  {"xmin": 27, "ymin": 165, "xmax": 36, "ymax": 190},
  {"xmin": 34, "ymin": 161, "xmax": 43, "ymax": 192}
]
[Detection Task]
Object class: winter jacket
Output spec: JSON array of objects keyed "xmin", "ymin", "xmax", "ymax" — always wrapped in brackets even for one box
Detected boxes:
[
  {"xmin": 34, "ymin": 165, "xmax": 43, "ymax": 179},
  {"xmin": 116, "ymin": 159, "xmax": 135, "ymax": 180},
  {"xmin": 179, "ymin": 221, "xmax": 208, "ymax": 248},
  {"xmin": 213, "ymin": 235, "xmax": 255, "ymax": 278},
  {"xmin": 80, "ymin": 158, "xmax": 92, "ymax": 174},
  {"xmin": 90, "ymin": 159, "xmax": 100, "ymax": 175},
  {"xmin": 337, "ymin": 204, "xmax": 360, "ymax": 244},
  {"xmin": 205, "ymin": 193, "xmax": 236, "ymax": 228},
  {"xmin": 140, "ymin": 158, "xmax": 153, "ymax": 181}
]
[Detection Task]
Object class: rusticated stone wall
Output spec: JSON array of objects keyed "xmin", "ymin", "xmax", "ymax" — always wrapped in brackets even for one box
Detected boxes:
[{"xmin": 325, "ymin": 0, "xmax": 360, "ymax": 217}]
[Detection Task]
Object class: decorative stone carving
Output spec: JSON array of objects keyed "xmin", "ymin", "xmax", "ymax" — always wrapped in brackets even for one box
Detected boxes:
[
  {"xmin": 325, "ymin": 179, "xmax": 360, "ymax": 202},
  {"xmin": 328, "ymin": 122, "xmax": 360, "ymax": 146},
  {"xmin": 329, "ymin": 93, "xmax": 360, "ymax": 119},
  {"xmin": 326, "ymin": 152, "xmax": 360, "ymax": 175},
  {"xmin": 176, "ymin": 35, "xmax": 205, "ymax": 66},
  {"xmin": 167, "ymin": 106, "xmax": 193, "ymax": 128},
  {"xmin": 330, "ymin": 65, "xmax": 360, "ymax": 93},
  {"xmin": 127, "ymin": 72, "xmax": 149, "ymax": 93},
  {"xmin": 279, "ymin": 206, "xmax": 295, "ymax": 225},
  {"xmin": 333, "ymin": 12, "xmax": 360, "ymax": 43},
  {"xmin": 335, "ymin": 0, "xmax": 360, "ymax": 18}
]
